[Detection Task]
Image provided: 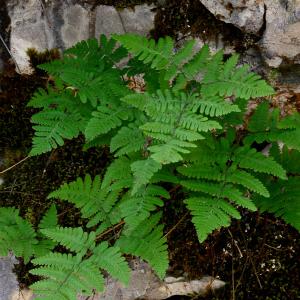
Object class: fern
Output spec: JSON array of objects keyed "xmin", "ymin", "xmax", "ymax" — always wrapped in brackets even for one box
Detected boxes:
[
  {"xmin": 120, "ymin": 184, "xmax": 169, "ymax": 231},
  {"xmin": 30, "ymin": 227, "xmax": 130, "ymax": 299},
  {"xmin": 177, "ymin": 132, "xmax": 288, "ymax": 241},
  {"xmin": 185, "ymin": 197, "xmax": 239, "ymax": 242},
  {"xmin": 20, "ymin": 34, "xmax": 300, "ymax": 298},
  {"xmin": 253, "ymin": 145, "xmax": 300, "ymax": 231},
  {"xmin": 113, "ymin": 34, "xmax": 174, "ymax": 70},
  {"xmin": 116, "ymin": 213, "xmax": 168, "ymax": 279},
  {"xmin": 0, "ymin": 206, "xmax": 58, "ymax": 262},
  {"xmin": 201, "ymin": 54, "xmax": 274, "ymax": 99},
  {"xmin": 131, "ymin": 158, "xmax": 162, "ymax": 193},
  {"xmin": 48, "ymin": 175, "xmax": 122, "ymax": 234},
  {"xmin": 30, "ymin": 109, "xmax": 82, "ymax": 155}
]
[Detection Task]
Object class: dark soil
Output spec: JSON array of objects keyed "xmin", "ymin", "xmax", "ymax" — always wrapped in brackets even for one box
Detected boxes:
[{"xmin": 163, "ymin": 196, "xmax": 300, "ymax": 299}]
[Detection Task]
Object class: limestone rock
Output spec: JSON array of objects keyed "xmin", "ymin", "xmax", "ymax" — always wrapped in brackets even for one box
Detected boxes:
[
  {"xmin": 81, "ymin": 259, "xmax": 225, "ymax": 300},
  {"xmin": 95, "ymin": 5, "xmax": 125, "ymax": 37},
  {"xmin": 7, "ymin": 0, "xmax": 56, "ymax": 74},
  {"xmin": 259, "ymin": 0, "xmax": 300, "ymax": 67},
  {"xmin": 0, "ymin": 254, "xmax": 19, "ymax": 300},
  {"xmin": 119, "ymin": 4, "xmax": 155, "ymax": 35},
  {"xmin": 7, "ymin": 1, "xmax": 156, "ymax": 74},
  {"xmin": 61, "ymin": 4, "xmax": 90, "ymax": 49},
  {"xmin": 199, "ymin": 0, "xmax": 265, "ymax": 34}
]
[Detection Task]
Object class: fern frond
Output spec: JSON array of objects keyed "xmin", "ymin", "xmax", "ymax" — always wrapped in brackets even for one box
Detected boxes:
[
  {"xmin": 117, "ymin": 213, "xmax": 168, "ymax": 279},
  {"xmin": 193, "ymin": 96, "xmax": 240, "ymax": 117},
  {"xmin": 48, "ymin": 175, "xmax": 122, "ymax": 233},
  {"xmin": 120, "ymin": 184, "xmax": 168, "ymax": 231},
  {"xmin": 254, "ymin": 177, "xmax": 300, "ymax": 231},
  {"xmin": 39, "ymin": 205, "xmax": 58, "ymax": 231},
  {"xmin": 185, "ymin": 197, "xmax": 239, "ymax": 242},
  {"xmin": 41, "ymin": 227, "xmax": 96, "ymax": 255},
  {"xmin": 235, "ymin": 146, "xmax": 287, "ymax": 179},
  {"xmin": 0, "ymin": 208, "xmax": 38, "ymax": 262},
  {"xmin": 91, "ymin": 242, "xmax": 130, "ymax": 285},
  {"xmin": 149, "ymin": 139, "xmax": 196, "ymax": 164},
  {"xmin": 102, "ymin": 157, "xmax": 133, "ymax": 189},
  {"xmin": 85, "ymin": 105, "xmax": 131, "ymax": 141},
  {"xmin": 131, "ymin": 158, "xmax": 162, "ymax": 194},
  {"xmin": 202, "ymin": 54, "xmax": 274, "ymax": 99},
  {"xmin": 113, "ymin": 34, "xmax": 174, "ymax": 70},
  {"xmin": 110, "ymin": 123, "xmax": 145, "ymax": 156},
  {"xmin": 227, "ymin": 169, "xmax": 270, "ymax": 197},
  {"xmin": 30, "ymin": 253, "xmax": 104, "ymax": 299},
  {"xmin": 48, "ymin": 175, "xmax": 101, "ymax": 219},
  {"xmin": 177, "ymin": 164, "xmax": 224, "ymax": 181},
  {"xmin": 30, "ymin": 109, "xmax": 81, "ymax": 156}
]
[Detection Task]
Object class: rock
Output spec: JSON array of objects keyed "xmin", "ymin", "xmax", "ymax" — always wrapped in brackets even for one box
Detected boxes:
[
  {"xmin": 95, "ymin": 4, "xmax": 155, "ymax": 37},
  {"xmin": 119, "ymin": 4, "xmax": 155, "ymax": 35},
  {"xmin": 61, "ymin": 4, "xmax": 90, "ymax": 49},
  {"xmin": 81, "ymin": 259, "xmax": 225, "ymax": 300},
  {"xmin": 4, "ymin": 258, "xmax": 224, "ymax": 300},
  {"xmin": 95, "ymin": 6, "xmax": 125, "ymax": 37},
  {"xmin": 7, "ymin": 1, "xmax": 156, "ymax": 74},
  {"xmin": 199, "ymin": 0, "xmax": 265, "ymax": 34},
  {"xmin": 259, "ymin": 0, "xmax": 300, "ymax": 67},
  {"xmin": 0, "ymin": 254, "xmax": 19, "ymax": 300},
  {"xmin": 7, "ymin": 0, "xmax": 56, "ymax": 74}
]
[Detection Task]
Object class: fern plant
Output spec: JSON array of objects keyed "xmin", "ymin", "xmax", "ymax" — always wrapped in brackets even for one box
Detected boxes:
[
  {"xmin": 0, "ymin": 205, "xmax": 58, "ymax": 262},
  {"xmin": 4, "ymin": 33, "xmax": 298, "ymax": 299}
]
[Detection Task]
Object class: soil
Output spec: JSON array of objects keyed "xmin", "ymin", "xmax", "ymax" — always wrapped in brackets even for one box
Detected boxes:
[{"xmin": 0, "ymin": 0, "xmax": 299, "ymax": 298}]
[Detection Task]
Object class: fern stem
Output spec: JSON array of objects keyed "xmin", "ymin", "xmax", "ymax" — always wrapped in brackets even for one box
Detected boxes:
[
  {"xmin": 95, "ymin": 220, "xmax": 125, "ymax": 242},
  {"xmin": 163, "ymin": 212, "xmax": 188, "ymax": 238},
  {"xmin": 0, "ymin": 156, "xmax": 29, "ymax": 174}
]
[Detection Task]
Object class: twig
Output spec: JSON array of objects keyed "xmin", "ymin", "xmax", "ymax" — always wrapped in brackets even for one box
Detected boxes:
[
  {"xmin": 249, "ymin": 254, "xmax": 263, "ymax": 289},
  {"xmin": 228, "ymin": 229, "xmax": 243, "ymax": 258},
  {"xmin": 0, "ymin": 156, "xmax": 29, "ymax": 174},
  {"xmin": 231, "ymin": 254, "xmax": 235, "ymax": 300},
  {"xmin": 0, "ymin": 32, "xmax": 21, "ymax": 73},
  {"xmin": 95, "ymin": 220, "xmax": 125, "ymax": 242},
  {"xmin": 163, "ymin": 212, "xmax": 188, "ymax": 238}
]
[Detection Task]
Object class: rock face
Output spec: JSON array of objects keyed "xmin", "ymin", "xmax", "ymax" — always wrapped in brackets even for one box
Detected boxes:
[
  {"xmin": 6, "ymin": 1, "xmax": 155, "ymax": 73},
  {"xmin": 199, "ymin": 0, "xmax": 265, "ymax": 34},
  {"xmin": 0, "ymin": 254, "xmax": 18, "ymax": 300},
  {"xmin": 259, "ymin": 0, "xmax": 300, "ymax": 67}
]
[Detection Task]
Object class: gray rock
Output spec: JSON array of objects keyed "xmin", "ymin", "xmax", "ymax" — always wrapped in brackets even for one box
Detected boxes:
[
  {"xmin": 0, "ymin": 255, "xmax": 19, "ymax": 300},
  {"xmin": 81, "ymin": 259, "xmax": 225, "ymax": 300},
  {"xmin": 7, "ymin": 0, "xmax": 56, "ymax": 74},
  {"xmin": 199, "ymin": 0, "xmax": 265, "ymax": 34},
  {"xmin": 119, "ymin": 4, "xmax": 155, "ymax": 35},
  {"xmin": 61, "ymin": 4, "xmax": 90, "ymax": 49},
  {"xmin": 7, "ymin": 1, "xmax": 156, "ymax": 74},
  {"xmin": 259, "ymin": 0, "xmax": 300, "ymax": 67},
  {"xmin": 95, "ymin": 5, "xmax": 125, "ymax": 37}
]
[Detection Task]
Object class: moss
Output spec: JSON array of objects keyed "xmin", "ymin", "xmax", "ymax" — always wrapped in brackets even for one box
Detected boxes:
[{"xmin": 26, "ymin": 48, "xmax": 61, "ymax": 75}]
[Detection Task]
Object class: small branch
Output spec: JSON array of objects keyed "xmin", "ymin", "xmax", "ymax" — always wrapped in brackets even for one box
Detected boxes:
[
  {"xmin": 0, "ymin": 32, "xmax": 21, "ymax": 73},
  {"xmin": 0, "ymin": 156, "xmax": 29, "ymax": 174},
  {"xmin": 249, "ymin": 254, "xmax": 263, "ymax": 289},
  {"xmin": 95, "ymin": 220, "xmax": 125, "ymax": 242},
  {"xmin": 164, "ymin": 212, "xmax": 188, "ymax": 238}
]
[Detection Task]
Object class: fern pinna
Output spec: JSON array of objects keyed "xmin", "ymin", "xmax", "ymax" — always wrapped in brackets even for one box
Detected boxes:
[{"xmin": 6, "ymin": 33, "xmax": 296, "ymax": 299}]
